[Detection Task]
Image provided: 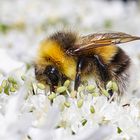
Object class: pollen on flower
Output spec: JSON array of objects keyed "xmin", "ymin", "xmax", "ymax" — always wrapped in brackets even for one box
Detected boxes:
[
  {"xmin": 86, "ymin": 85, "xmax": 96, "ymax": 93},
  {"xmin": 48, "ymin": 92, "xmax": 56, "ymax": 100},
  {"xmin": 77, "ymin": 98, "xmax": 84, "ymax": 108},
  {"xmin": 56, "ymin": 86, "xmax": 67, "ymax": 93}
]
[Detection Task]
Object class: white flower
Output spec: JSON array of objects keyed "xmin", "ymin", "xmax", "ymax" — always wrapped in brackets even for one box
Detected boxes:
[{"xmin": 0, "ymin": 91, "xmax": 33, "ymax": 140}]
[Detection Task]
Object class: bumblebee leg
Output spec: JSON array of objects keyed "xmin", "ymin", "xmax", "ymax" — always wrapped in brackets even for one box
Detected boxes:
[
  {"xmin": 94, "ymin": 55, "xmax": 109, "ymax": 83},
  {"xmin": 108, "ymin": 89, "xmax": 113, "ymax": 97},
  {"xmin": 74, "ymin": 57, "xmax": 84, "ymax": 91},
  {"xmin": 50, "ymin": 84, "xmax": 55, "ymax": 93},
  {"xmin": 94, "ymin": 55, "xmax": 114, "ymax": 98},
  {"xmin": 61, "ymin": 75, "xmax": 68, "ymax": 86}
]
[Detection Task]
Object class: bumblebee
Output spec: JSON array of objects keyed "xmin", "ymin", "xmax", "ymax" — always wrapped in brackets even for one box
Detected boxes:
[{"xmin": 35, "ymin": 31, "xmax": 140, "ymax": 94}]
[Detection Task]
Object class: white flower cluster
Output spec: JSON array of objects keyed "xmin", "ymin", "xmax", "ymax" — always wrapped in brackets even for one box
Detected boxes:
[{"xmin": 0, "ymin": 69, "xmax": 140, "ymax": 140}]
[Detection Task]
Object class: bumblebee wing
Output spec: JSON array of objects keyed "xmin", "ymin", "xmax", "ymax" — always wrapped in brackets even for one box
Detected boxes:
[{"xmin": 67, "ymin": 32, "xmax": 140, "ymax": 55}]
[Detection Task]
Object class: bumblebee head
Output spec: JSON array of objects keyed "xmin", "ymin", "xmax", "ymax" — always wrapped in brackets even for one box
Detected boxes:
[
  {"xmin": 35, "ymin": 63, "xmax": 68, "ymax": 92},
  {"xmin": 35, "ymin": 31, "xmax": 77, "ymax": 92},
  {"xmin": 35, "ymin": 63, "xmax": 63, "ymax": 92},
  {"xmin": 44, "ymin": 65, "xmax": 60, "ymax": 89}
]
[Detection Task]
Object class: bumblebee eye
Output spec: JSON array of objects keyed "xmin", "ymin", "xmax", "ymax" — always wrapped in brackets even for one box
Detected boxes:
[{"xmin": 44, "ymin": 65, "xmax": 60, "ymax": 87}]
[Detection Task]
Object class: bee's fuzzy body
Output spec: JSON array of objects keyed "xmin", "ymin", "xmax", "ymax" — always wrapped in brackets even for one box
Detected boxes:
[{"xmin": 35, "ymin": 31, "xmax": 138, "ymax": 94}]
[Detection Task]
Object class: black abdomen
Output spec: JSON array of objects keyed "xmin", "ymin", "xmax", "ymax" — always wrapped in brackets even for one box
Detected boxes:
[
  {"xmin": 110, "ymin": 47, "xmax": 131, "ymax": 75},
  {"xmin": 109, "ymin": 47, "xmax": 131, "ymax": 94}
]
